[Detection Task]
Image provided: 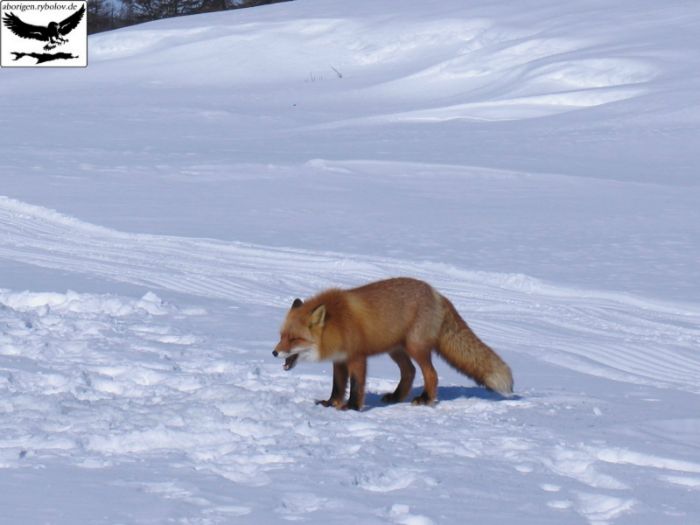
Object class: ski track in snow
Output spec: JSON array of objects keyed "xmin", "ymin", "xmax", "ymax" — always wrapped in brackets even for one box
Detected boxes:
[
  {"xmin": 1, "ymin": 195, "xmax": 700, "ymax": 523},
  {"xmin": 2, "ymin": 194, "xmax": 699, "ymax": 395}
]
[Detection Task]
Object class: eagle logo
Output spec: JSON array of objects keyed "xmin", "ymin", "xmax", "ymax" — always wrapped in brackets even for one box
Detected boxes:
[{"xmin": 2, "ymin": 5, "xmax": 85, "ymax": 51}]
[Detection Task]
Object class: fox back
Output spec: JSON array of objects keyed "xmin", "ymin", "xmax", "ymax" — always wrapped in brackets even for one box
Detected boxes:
[{"xmin": 277, "ymin": 278, "xmax": 443, "ymax": 362}]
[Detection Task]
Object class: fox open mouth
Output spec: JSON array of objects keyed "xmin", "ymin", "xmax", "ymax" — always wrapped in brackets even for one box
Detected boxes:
[{"xmin": 283, "ymin": 353, "xmax": 299, "ymax": 371}]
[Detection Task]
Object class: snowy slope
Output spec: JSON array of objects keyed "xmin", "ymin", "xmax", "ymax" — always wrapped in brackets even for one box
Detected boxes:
[
  {"xmin": 2, "ymin": 0, "xmax": 699, "ymax": 301},
  {"xmin": 1, "ymin": 0, "xmax": 700, "ymax": 523}
]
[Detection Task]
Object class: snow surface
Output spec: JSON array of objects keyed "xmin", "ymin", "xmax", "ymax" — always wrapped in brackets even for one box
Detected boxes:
[{"xmin": 1, "ymin": 0, "xmax": 700, "ymax": 523}]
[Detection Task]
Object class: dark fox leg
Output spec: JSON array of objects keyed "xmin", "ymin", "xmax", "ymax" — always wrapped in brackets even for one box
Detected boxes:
[
  {"xmin": 406, "ymin": 345, "xmax": 438, "ymax": 405},
  {"xmin": 342, "ymin": 357, "xmax": 367, "ymax": 410},
  {"xmin": 316, "ymin": 362, "xmax": 348, "ymax": 408},
  {"xmin": 382, "ymin": 348, "xmax": 415, "ymax": 403}
]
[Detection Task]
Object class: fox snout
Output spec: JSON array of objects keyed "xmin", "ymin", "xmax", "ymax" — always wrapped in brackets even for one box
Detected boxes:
[
  {"xmin": 273, "ymin": 341, "xmax": 301, "ymax": 371},
  {"xmin": 273, "ymin": 340, "xmax": 291, "ymax": 357}
]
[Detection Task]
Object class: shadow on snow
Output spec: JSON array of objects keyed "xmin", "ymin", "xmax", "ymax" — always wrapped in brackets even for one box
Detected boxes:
[{"xmin": 360, "ymin": 385, "xmax": 520, "ymax": 411}]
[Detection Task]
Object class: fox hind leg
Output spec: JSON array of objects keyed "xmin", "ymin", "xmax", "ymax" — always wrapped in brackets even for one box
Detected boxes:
[
  {"xmin": 405, "ymin": 344, "xmax": 438, "ymax": 405},
  {"xmin": 316, "ymin": 362, "xmax": 348, "ymax": 408},
  {"xmin": 382, "ymin": 348, "xmax": 416, "ymax": 404}
]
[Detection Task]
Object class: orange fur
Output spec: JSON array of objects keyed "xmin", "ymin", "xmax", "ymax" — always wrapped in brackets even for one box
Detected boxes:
[{"xmin": 274, "ymin": 277, "xmax": 513, "ymax": 410}]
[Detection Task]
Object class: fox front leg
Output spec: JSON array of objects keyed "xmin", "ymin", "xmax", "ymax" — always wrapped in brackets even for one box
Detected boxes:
[
  {"xmin": 341, "ymin": 357, "xmax": 367, "ymax": 411},
  {"xmin": 316, "ymin": 362, "xmax": 348, "ymax": 408}
]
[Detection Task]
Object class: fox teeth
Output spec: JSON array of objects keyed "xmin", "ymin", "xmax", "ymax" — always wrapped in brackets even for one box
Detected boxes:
[{"xmin": 283, "ymin": 354, "xmax": 299, "ymax": 371}]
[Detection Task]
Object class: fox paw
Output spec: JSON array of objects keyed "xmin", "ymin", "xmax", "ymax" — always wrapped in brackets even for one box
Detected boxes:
[
  {"xmin": 411, "ymin": 392, "xmax": 436, "ymax": 406},
  {"xmin": 339, "ymin": 402, "xmax": 362, "ymax": 411},
  {"xmin": 381, "ymin": 392, "xmax": 402, "ymax": 404},
  {"xmin": 315, "ymin": 398, "xmax": 342, "ymax": 408}
]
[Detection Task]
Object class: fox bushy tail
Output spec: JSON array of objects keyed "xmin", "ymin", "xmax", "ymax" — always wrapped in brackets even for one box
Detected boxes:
[{"xmin": 436, "ymin": 296, "xmax": 513, "ymax": 395}]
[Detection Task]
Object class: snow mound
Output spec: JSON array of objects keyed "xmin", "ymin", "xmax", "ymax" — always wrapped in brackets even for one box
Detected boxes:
[
  {"xmin": 0, "ymin": 289, "xmax": 167, "ymax": 316},
  {"xmin": 87, "ymin": 7, "xmax": 656, "ymax": 122}
]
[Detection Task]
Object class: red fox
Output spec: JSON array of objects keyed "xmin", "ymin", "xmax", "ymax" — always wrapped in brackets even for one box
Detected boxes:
[{"xmin": 273, "ymin": 277, "xmax": 513, "ymax": 410}]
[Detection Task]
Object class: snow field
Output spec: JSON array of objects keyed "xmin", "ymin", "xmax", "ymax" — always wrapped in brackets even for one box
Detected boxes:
[
  {"xmin": 2, "ymin": 199, "xmax": 700, "ymax": 523},
  {"xmin": 1, "ymin": 0, "xmax": 700, "ymax": 522},
  {"xmin": 2, "ymin": 195, "xmax": 699, "ymax": 395}
]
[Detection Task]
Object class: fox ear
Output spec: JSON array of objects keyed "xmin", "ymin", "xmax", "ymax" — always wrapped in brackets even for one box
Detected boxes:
[
  {"xmin": 309, "ymin": 304, "xmax": 326, "ymax": 327},
  {"xmin": 291, "ymin": 298, "xmax": 303, "ymax": 309}
]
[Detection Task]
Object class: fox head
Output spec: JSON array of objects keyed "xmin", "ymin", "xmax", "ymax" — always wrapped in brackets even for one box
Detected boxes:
[{"xmin": 273, "ymin": 298, "xmax": 326, "ymax": 370}]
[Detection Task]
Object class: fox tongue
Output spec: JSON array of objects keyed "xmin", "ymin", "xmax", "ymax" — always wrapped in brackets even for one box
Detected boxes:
[{"xmin": 283, "ymin": 354, "xmax": 299, "ymax": 371}]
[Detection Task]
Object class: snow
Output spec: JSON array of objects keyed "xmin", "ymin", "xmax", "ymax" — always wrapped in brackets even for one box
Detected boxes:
[{"xmin": 1, "ymin": 0, "xmax": 700, "ymax": 523}]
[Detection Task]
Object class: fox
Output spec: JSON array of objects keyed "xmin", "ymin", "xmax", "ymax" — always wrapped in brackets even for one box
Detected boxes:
[{"xmin": 273, "ymin": 277, "xmax": 513, "ymax": 410}]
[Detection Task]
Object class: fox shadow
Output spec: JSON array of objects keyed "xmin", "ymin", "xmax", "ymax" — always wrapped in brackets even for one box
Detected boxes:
[{"xmin": 363, "ymin": 385, "xmax": 520, "ymax": 410}]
